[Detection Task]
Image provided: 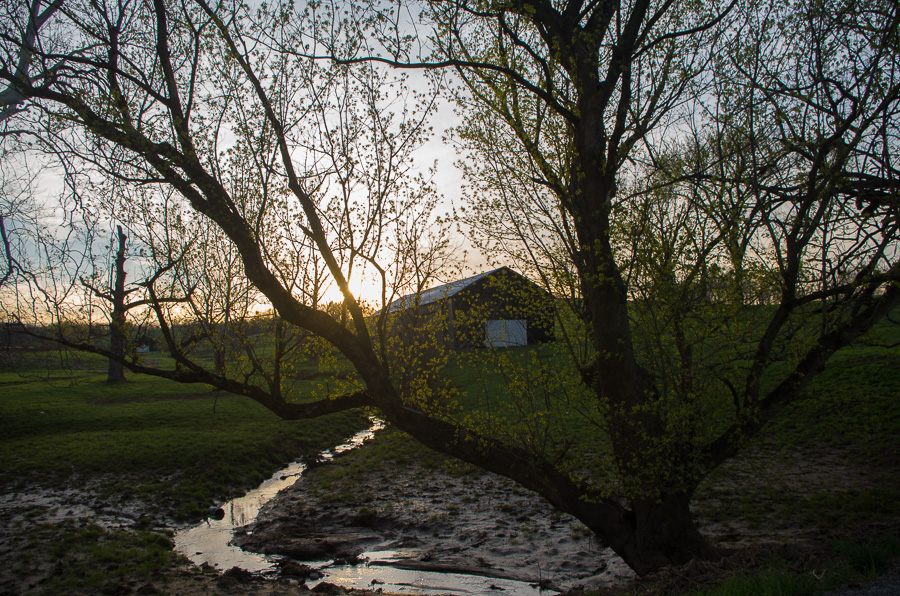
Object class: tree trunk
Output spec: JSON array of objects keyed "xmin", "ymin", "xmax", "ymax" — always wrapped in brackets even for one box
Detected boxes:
[
  {"xmin": 107, "ymin": 319, "xmax": 126, "ymax": 382},
  {"xmin": 613, "ymin": 492, "xmax": 720, "ymax": 576},
  {"xmin": 561, "ymin": 89, "xmax": 721, "ymax": 575},
  {"xmin": 107, "ymin": 225, "xmax": 128, "ymax": 383},
  {"xmin": 375, "ymin": 366, "xmax": 720, "ymax": 577}
]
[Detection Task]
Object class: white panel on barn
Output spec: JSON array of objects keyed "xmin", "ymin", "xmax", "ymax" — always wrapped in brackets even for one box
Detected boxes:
[{"xmin": 485, "ymin": 319, "xmax": 527, "ymax": 347}]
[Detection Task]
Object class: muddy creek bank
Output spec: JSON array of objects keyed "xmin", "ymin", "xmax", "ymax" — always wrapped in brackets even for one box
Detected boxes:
[{"xmin": 234, "ymin": 431, "xmax": 635, "ymax": 593}]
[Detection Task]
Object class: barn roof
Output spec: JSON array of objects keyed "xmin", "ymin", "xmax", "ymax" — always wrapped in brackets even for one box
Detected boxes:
[{"xmin": 385, "ymin": 267, "xmax": 508, "ymax": 313}]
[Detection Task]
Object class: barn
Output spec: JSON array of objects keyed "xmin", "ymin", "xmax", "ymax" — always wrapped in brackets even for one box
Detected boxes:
[{"xmin": 386, "ymin": 267, "xmax": 555, "ymax": 349}]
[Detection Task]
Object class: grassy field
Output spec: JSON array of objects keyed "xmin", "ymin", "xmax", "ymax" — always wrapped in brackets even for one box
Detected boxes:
[
  {"xmin": 437, "ymin": 311, "xmax": 900, "ymax": 594},
  {"xmin": 647, "ymin": 313, "xmax": 900, "ymax": 594},
  {"xmin": 0, "ymin": 348, "xmax": 371, "ymax": 594},
  {"xmin": 1, "ymin": 311, "xmax": 899, "ymax": 595},
  {"xmin": 0, "ymin": 351, "xmax": 369, "ymax": 521}
]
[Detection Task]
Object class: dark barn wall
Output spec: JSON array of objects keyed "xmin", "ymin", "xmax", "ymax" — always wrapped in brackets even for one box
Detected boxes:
[
  {"xmin": 384, "ymin": 267, "xmax": 556, "ymax": 351},
  {"xmin": 448, "ymin": 268, "xmax": 555, "ymax": 349},
  {"xmin": 389, "ymin": 300, "xmax": 449, "ymax": 347}
]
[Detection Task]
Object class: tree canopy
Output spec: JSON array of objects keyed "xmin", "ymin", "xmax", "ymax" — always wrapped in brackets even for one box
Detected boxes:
[{"xmin": 1, "ymin": 0, "xmax": 898, "ymax": 576}]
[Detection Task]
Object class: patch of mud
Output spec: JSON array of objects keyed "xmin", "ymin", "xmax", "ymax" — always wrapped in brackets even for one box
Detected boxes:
[
  {"xmin": 0, "ymin": 477, "xmax": 175, "ymax": 530},
  {"xmin": 0, "ymin": 480, "xmax": 164, "ymax": 595},
  {"xmin": 236, "ymin": 450, "xmax": 636, "ymax": 593}
]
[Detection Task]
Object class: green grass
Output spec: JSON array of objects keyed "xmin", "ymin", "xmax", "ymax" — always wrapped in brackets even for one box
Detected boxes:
[
  {"xmin": 675, "ymin": 317, "xmax": 900, "ymax": 594},
  {"xmin": 439, "ymin": 311, "xmax": 900, "ymax": 595},
  {"xmin": 692, "ymin": 563, "xmax": 837, "ymax": 596},
  {"xmin": 2, "ymin": 307, "xmax": 899, "ymax": 594},
  {"xmin": 443, "ymin": 304, "xmax": 900, "ymax": 470},
  {"xmin": 0, "ymin": 355, "xmax": 368, "ymax": 521},
  {"xmin": 443, "ymin": 341, "xmax": 608, "ymax": 481},
  {"xmin": 833, "ymin": 535, "xmax": 900, "ymax": 577},
  {"xmin": 0, "ymin": 350, "xmax": 371, "ymax": 593},
  {"xmin": 685, "ymin": 535, "xmax": 900, "ymax": 596},
  {"xmin": 9, "ymin": 522, "xmax": 181, "ymax": 593}
]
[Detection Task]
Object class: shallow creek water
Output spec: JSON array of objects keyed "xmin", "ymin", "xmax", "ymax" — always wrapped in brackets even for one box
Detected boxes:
[
  {"xmin": 305, "ymin": 553, "xmax": 549, "ymax": 595},
  {"xmin": 174, "ymin": 421, "xmax": 551, "ymax": 595},
  {"xmin": 174, "ymin": 421, "xmax": 384, "ymax": 574}
]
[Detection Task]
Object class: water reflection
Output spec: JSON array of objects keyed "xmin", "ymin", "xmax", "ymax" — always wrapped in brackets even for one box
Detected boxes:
[
  {"xmin": 174, "ymin": 421, "xmax": 383, "ymax": 573},
  {"xmin": 310, "ymin": 550, "xmax": 550, "ymax": 595},
  {"xmin": 173, "ymin": 418, "xmax": 557, "ymax": 594}
]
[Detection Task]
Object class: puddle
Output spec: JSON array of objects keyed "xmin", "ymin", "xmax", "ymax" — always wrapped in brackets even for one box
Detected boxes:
[
  {"xmin": 311, "ymin": 568, "xmax": 549, "ymax": 594},
  {"xmin": 174, "ymin": 420, "xmax": 383, "ymax": 574}
]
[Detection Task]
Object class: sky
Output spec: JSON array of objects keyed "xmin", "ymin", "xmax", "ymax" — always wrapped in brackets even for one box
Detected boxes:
[
  {"xmin": 1, "ymin": 0, "xmax": 495, "ymax": 316},
  {"xmin": 320, "ymin": 80, "xmax": 487, "ymax": 307}
]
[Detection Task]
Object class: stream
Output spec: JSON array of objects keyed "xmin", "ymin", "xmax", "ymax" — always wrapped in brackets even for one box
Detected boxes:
[
  {"xmin": 174, "ymin": 420, "xmax": 553, "ymax": 594},
  {"xmin": 174, "ymin": 420, "xmax": 384, "ymax": 575}
]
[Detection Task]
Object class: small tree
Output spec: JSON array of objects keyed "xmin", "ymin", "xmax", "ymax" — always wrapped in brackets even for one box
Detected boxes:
[{"xmin": 81, "ymin": 225, "xmax": 190, "ymax": 382}]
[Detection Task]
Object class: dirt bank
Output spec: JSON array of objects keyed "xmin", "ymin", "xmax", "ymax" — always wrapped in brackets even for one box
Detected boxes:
[
  {"xmin": 3, "ymin": 425, "xmax": 898, "ymax": 595},
  {"xmin": 235, "ymin": 436, "xmax": 635, "ymax": 593},
  {"xmin": 234, "ymin": 427, "xmax": 900, "ymax": 595}
]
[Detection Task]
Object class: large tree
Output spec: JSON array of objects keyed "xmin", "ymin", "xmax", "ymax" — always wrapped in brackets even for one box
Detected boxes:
[
  {"xmin": 435, "ymin": 0, "xmax": 900, "ymax": 572},
  {"xmin": 1, "ymin": 0, "xmax": 898, "ymax": 577}
]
